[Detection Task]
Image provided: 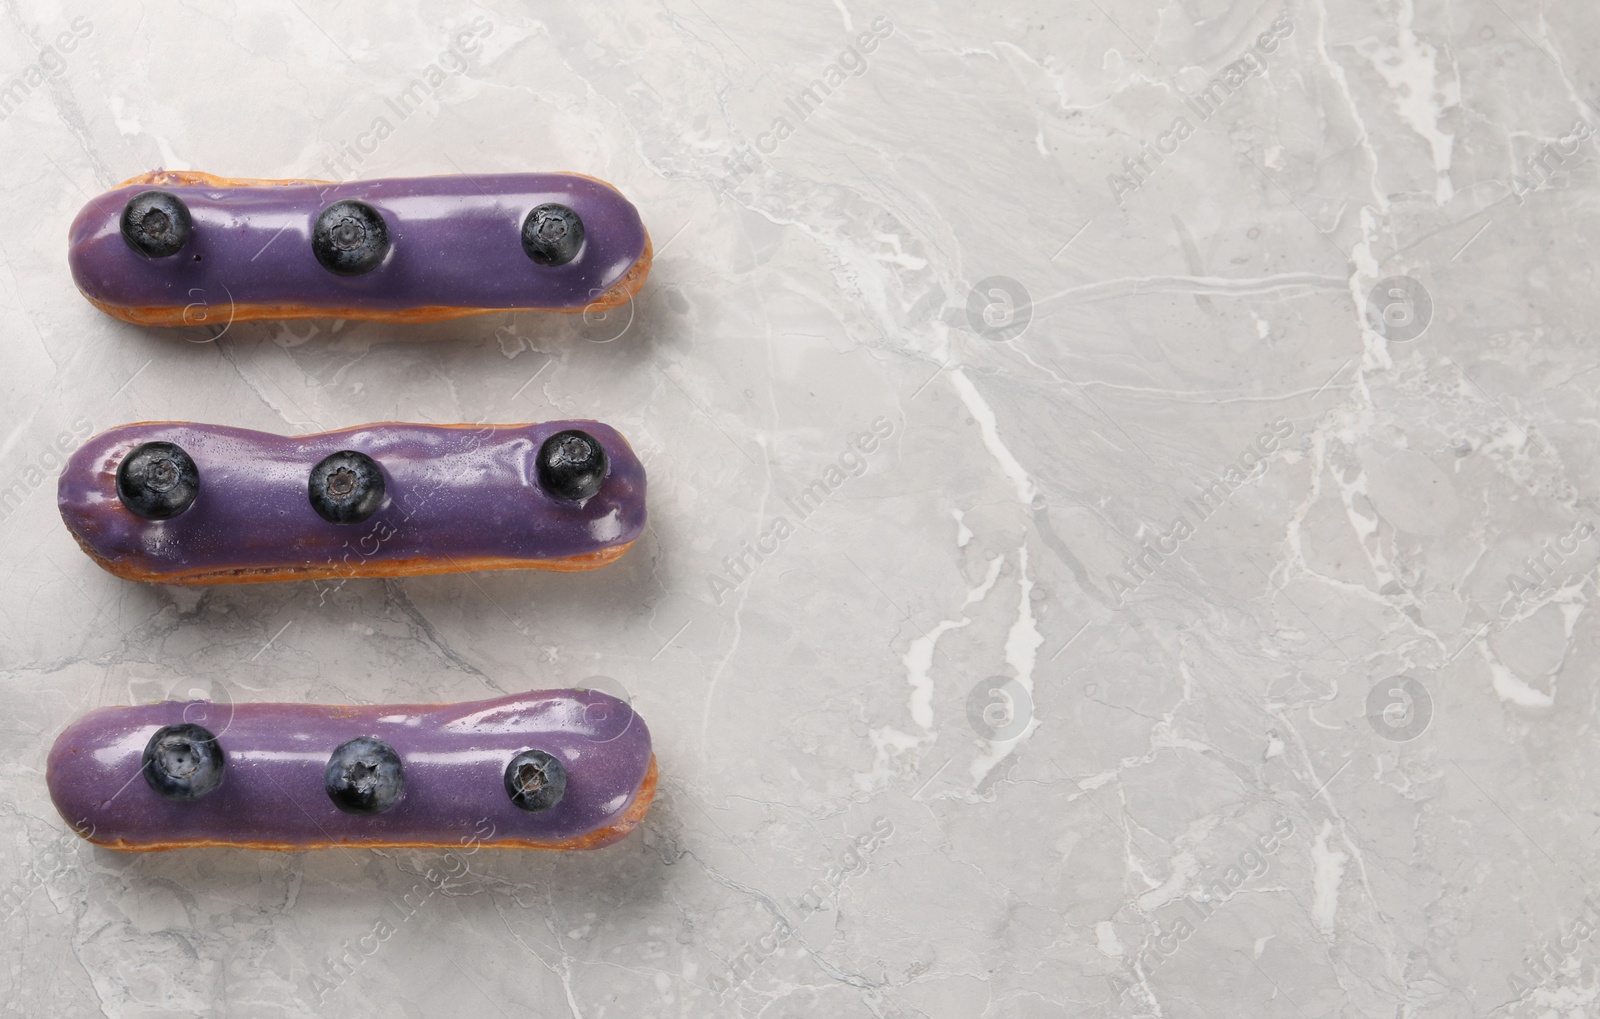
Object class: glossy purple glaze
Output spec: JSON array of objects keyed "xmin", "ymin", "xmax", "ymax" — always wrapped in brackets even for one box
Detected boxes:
[
  {"xmin": 47, "ymin": 690, "xmax": 654, "ymax": 850},
  {"xmin": 68, "ymin": 173, "xmax": 649, "ymax": 316},
  {"xmin": 57, "ymin": 421, "xmax": 646, "ymax": 583}
]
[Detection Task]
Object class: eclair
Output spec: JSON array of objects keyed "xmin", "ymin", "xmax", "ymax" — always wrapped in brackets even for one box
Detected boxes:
[
  {"xmin": 47, "ymin": 690, "xmax": 656, "ymax": 851},
  {"xmin": 68, "ymin": 170, "xmax": 652, "ymax": 325},
  {"xmin": 57, "ymin": 420, "xmax": 646, "ymax": 584}
]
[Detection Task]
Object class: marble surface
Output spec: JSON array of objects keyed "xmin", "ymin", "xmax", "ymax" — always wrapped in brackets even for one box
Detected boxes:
[{"xmin": 1, "ymin": 0, "xmax": 1597, "ymax": 1015}]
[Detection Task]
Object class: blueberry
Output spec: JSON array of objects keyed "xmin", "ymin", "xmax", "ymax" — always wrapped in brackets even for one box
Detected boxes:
[
  {"xmin": 308, "ymin": 450, "xmax": 385, "ymax": 524},
  {"xmin": 312, "ymin": 200, "xmax": 389, "ymax": 275},
  {"xmin": 116, "ymin": 441, "xmax": 200, "ymax": 520},
  {"xmin": 324, "ymin": 736, "xmax": 404, "ymax": 815},
  {"xmin": 520, "ymin": 203, "xmax": 584, "ymax": 266},
  {"xmin": 120, "ymin": 190, "xmax": 192, "ymax": 258},
  {"xmin": 536, "ymin": 430, "xmax": 607, "ymax": 501},
  {"xmin": 142, "ymin": 723, "xmax": 224, "ymax": 801},
  {"xmin": 504, "ymin": 749, "xmax": 567, "ymax": 812}
]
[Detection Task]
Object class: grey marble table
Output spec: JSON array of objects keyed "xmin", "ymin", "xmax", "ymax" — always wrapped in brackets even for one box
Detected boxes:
[{"xmin": 0, "ymin": 0, "xmax": 1595, "ymax": 1016}]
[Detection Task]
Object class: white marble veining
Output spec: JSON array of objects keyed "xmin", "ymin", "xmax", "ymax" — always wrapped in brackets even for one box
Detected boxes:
[{"xmin": 1, "ymin": 0, "xmax": 1598, "ymax": 1015}]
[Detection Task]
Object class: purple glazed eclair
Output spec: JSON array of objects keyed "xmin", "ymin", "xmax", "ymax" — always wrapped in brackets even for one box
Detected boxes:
[
  {"xmin": 68, "ymin": 170, "xmax": 653, "ymax": 326},
  {"xmin": 47, "ymin": 690, "xmax": 657, "ymax": 851},
  {"xmin": 58, "ymin": 421, "xmax": 646, "ymax": 584}
]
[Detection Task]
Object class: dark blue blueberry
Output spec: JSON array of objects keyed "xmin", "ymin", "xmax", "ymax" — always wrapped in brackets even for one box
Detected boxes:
[
  {"xmin": 520, "ymin": 203, "xmax": 584, "ymax": 266},
  {"xmin": 308, "ymin": 450, "xmax": 385, "ymax": 524},
  {"xmin": 120, "ymin": 190, "xmax": 192, "ymax": 258},
  {"xmin": 324, "ymin": 736, "xmax": 404, "ymax": 815},
  {"xmin": 503, "ymin": 749, "xmax": 567, "ymax": 812},
  {"xmin": 142, "ymin": 723, "xmax": 224, "ymax": 801},
  {"xmin": 312, "ymin": 200, "xmax": 389, "ymax": 275},
  {"xmin": 116, "ymin": 441, "xmax": 200, "ymax": 520},
  {"xmin": 536, "ymin": 430, "xmax": 607, "ymax": 502}
]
